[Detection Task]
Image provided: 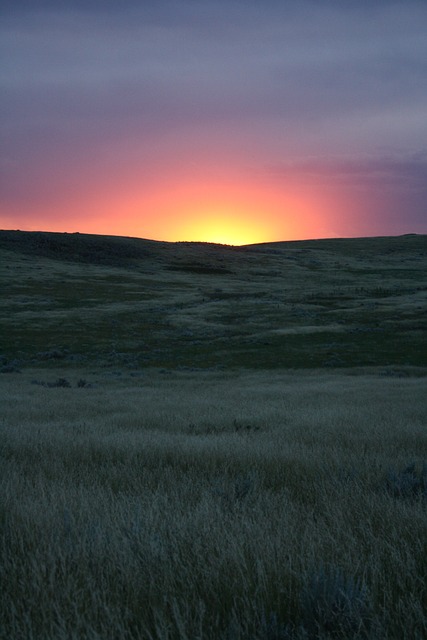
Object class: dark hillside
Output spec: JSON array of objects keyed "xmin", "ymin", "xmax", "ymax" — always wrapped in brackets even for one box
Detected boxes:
[
  {"xmin": 1, "ymin": 230, "xmax": 426, "ymax": 370},
  {"xmin": 0, "ymin": 230, "xmax": 163, "ymax": 267}
]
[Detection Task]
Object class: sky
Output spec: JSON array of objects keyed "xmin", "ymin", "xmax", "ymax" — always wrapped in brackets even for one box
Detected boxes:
[{"xmin": 1, "ymin": 0, "xmax": 426, "ymax": 244}]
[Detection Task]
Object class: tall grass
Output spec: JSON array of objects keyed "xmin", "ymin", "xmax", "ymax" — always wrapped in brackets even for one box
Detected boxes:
[{"xmin": 1, "ymin": 369, "xmax": 426, "ymax": 639}]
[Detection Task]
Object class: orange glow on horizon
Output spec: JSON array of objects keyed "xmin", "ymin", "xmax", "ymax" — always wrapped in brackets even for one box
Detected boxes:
[
  {"xmin": 168, "ymin": 201, "xmax": 277, "ymax": 246},
  {"xmin": 1, "ymin": 171, "xmax": 352, "ymax": 244},
  {"xmin": 119, "ymin": 179, "xmax": 294, "ymax": 245},
  {"xmin": 177, "ymin": 212, "xmax": 265, "ymax": 245}
]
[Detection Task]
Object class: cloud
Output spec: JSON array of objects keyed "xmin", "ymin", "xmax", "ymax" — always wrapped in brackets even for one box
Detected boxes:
[
  {"xmin": 263, "ymin": 152, "xmax": 427, "ymax": 234},
  {"xmin": 268, "ymin": 154, "xmax": 427, "ymax": 189},
  {"xmin": 2, "ymin": 1, "xmax": 426, "ymax": 151}
]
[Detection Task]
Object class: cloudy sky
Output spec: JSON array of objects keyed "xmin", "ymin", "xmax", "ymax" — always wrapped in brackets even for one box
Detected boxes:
[{"xmin": 1, "ymin": 0, "xmax": 426, "ymax": 243}]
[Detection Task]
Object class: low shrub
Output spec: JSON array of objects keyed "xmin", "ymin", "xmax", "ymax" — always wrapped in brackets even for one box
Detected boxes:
[
  {"xmin": 385, "ymin": 462, "xmax": 427, "ymax": 500},
  {"xmin": 299, "ymin": 566, "xmax": 371, "ymax": 638}
]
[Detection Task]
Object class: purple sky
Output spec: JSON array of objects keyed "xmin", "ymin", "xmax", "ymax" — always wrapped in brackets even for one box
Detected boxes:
[{"xmin": 1, "ymin": 0, "xmax": 426, "ymax": 241}]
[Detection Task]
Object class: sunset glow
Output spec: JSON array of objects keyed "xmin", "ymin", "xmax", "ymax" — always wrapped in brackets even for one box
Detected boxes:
[
  {"xmin": 177, "ymin": 206, "xmax": 271, "ymax": 245},
  {"xmin": 179, "ymin": 214, "xmax": 265, "ymax": 246},
  {"xmin": 1, "ymin": 2, "xmax": 426, "ymax": 242},
  {"xmin": 137, "ymin": 180, "xmax": 286, "ymax": 245}
]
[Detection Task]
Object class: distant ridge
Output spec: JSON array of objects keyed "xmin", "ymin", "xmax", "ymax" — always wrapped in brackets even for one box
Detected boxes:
[
  {"xmin": 0, "ymin": 229, "xmax": 164, "ymax": 267},
  {"xmin": 0, "ymin": 229, "xmax": 426, "ymax": 268}
]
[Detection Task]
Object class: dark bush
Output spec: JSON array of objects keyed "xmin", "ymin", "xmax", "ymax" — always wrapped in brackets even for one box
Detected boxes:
[
  {"xmin": 258, "ymin": 611, "xmax": 293, "ymax": 640},
  {"xmin": 77, "ymin": 378, "xmax": 92, "ymax": 388},
  {"xmin": 385, "ymin": 463, "xmax": 427, "ymax": 500},
  {"xmin": 36, "ymin": 349, "xmax": 68, "ymax": 360},
  {"xmin": 1, "ymin": 365, "xmax": 21, "ymax": 373},
  {"xmin": 31, "ymin": 378, "xmax": 71, "ymax": 388},
  {"xmin": 50, "ymin": 378, "xmax": 71, "ymax": 388},
  {"xmin": 299, "ymin": 566, "xmax": 371, "ymax": 638}
]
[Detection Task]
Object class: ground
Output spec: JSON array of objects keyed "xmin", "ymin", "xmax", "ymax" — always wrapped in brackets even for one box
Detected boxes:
[{"xmin": 1, "ymin": 231, "xmax": 426, "ymax": 639}]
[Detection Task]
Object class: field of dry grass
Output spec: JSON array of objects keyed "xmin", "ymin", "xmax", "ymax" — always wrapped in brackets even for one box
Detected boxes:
[
  {"xmin": 1, "ymin": 231, "xmax": 426, "ymax": 638},
  {"xmin": 1, "ymin": 368, "xmax": 426, "ymax": 639}
]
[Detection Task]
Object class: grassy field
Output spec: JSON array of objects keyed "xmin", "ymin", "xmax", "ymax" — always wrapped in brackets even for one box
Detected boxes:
[
  {"xmin": 1, "ymin": 231, "xmax": 427, "ymax": 370},
  {"xmin": 1, "ymin": 231, "xmax": 426, "ymax": 639}
]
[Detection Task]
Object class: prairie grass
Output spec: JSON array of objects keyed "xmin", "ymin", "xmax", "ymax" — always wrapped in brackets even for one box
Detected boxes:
[
  {"xmin": 1, "ymin": 368, "xmax": 426, "ymax": 639},
  {"xmin": 1, "ymin": 233, "xmax": 427, "ymax": 369}
]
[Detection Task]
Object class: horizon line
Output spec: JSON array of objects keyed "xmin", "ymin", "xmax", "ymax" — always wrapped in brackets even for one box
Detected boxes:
[{"xmin": 0, "ymin": 228, "xmax": 423, "ymax": 249}]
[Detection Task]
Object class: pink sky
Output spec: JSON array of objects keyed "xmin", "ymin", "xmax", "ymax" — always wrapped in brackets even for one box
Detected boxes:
[{"xmin": 1, "ymin": 1, "xmax": 426, "ymax": 244}]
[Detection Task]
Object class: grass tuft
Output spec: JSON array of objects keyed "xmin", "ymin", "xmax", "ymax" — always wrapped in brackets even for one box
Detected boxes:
[{"xmin": 385, "ymin": 462, "xmax": 427, "ymax": 500}]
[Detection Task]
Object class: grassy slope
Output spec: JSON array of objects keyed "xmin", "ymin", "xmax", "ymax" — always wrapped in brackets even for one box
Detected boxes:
[
  {"xmin": 1, "ymin": 231, "xmax": 426, "ymax": 639},
  {"xmin": 1, "ymin": 230, "xmax": 427, "ymax": 370}
]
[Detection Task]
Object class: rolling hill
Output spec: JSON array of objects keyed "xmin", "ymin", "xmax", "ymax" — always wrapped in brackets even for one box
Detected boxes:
[{"xmin": 1, "ymin": 229, "xmax": 426, "ymax": 370}]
